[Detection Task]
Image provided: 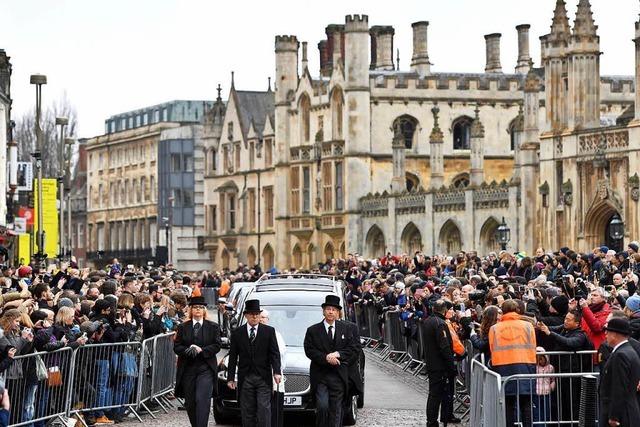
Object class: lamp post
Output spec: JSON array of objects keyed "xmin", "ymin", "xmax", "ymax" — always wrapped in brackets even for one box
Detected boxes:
[
  {"xmin": 64, "ymin": 137, "xmax": 75, "ymax": 259},
  {"xmin": 55, "ymin": 117, "xmax": 68, "ymax": 262},
  {"xmin": 609, "ymin": 214, "xmax": 624, "ymax": 241},
  {"xmin": 495, "ymin": 216, "xmax": 511, "ymax": 251},
  {"xmin": 30, "ymin": 74, "xmax": 47, "ymax": 267},
  {"xmin": 162, "ymin": 216, "xmax": 169, "ymax": 265}
]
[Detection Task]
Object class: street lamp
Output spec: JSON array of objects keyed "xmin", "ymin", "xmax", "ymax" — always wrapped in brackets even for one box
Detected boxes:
[
  {"xmin": 609, "ymin": 214, "xmax": 624, "ymax": 241},
  {"xmin": 30, "ymin": 74, "xmax": 47, "ymax": 267},
  {"xmin": 495, "ymin": 216, "xmax": 511, "ymax": 251},
  {"xmin": 64, "ymin": 137, "xmax": 75, "ymax": 259},
  {"xmin": 55, "ymin": 116, "xmax": 68, "ymax": 262},
  {"xmin": 162, "ymin": 216, "xmax": 170, "ymax": 265}
]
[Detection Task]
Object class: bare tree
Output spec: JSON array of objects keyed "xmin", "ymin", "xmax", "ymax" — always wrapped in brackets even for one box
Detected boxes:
[{"xmin": 14, "ymin": 93, "xmax": 78, "ymax": 178}]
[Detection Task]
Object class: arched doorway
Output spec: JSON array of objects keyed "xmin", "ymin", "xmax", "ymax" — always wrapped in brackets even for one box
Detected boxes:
[
  {"xmin": 439, "ymin": 219, "xmax": 463, "ymax": 255},
  {"xmin": 221, "ymin": 249, "xmax": 230, "ymax": 270},
  {"xmin": 401, "ymin": 222, "xmax": 423, "ymax": 254},
  {"xmin": 247, "ymin": 246, "xmax": 257, "ymax": 267},
  {"xmin": 324, "ymin": 242, "xmax": 335, "ymax": 262},
  {"xmin": 584, "ymin": 201, "xmax": 623, "ymax": 252},
  {"xmin": 307, "ymin": 244, "xmax": 315, "ymax": 269},
  {"xmin": 292, "ymin": 244, "xmax": 302, "ymax": 268},
  {"xmin": 262, "ymin": 244, "xmax": 274, "ymax": 270},
  {"xmin": 479, "ymin": 217, "xmax": 500, "ymax": 255},
  {"xmin": 365, "ymin": 225, "xmax": 386, "ymax": 258}
]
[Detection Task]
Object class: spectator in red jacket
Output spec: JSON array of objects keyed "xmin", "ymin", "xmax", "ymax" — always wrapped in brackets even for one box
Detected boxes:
[{"xmin": 573, "ymin": 287, "xmax": 611, "ymax": 355}]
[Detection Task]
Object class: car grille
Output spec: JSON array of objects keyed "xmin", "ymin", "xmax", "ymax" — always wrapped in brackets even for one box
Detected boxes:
[{"xmin": 285, "ymin": 374, "xmax": 310, "ymax": 393}]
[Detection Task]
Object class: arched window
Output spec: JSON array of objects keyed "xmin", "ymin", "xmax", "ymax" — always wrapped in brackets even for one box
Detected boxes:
[
  {"xmin": 452, "ymin": 116, "xmax": 473, "ymax": 150},
  {"xmin": 406, "ymin": 172, "xmax": 420, "ymax": 192},
  {"xmin": 508, "ymin": 119, "xmax": 518, "ymax": 151},
  {"xmin": 292, "ymin": 244, "xmax": 302, "ymax": 268},
  {"xmin": 331, "ymin": 87, "xmax": 344, "ymax": 140},
  {"xmin": 392, "ymin": 115, "xmax": 418, "ymax": 149},
  {"xmin": 299, "ymin": 94, "xmax": 311, "ymax": 143},
  {"xmin": 451, "ymin": 173, "xmax": 470, "ymax": 189}
]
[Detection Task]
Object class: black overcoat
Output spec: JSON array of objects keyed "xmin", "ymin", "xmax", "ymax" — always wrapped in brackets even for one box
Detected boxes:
[
  {"xmin": 599, "ymin": 341, "xmax": 640, "ymax": 427},
  {"xmin": 173, "ymin": 319, "xmax": 222, "ymax": 398}
]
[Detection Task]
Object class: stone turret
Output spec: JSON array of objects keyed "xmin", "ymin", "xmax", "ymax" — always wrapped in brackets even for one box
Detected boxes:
[
  {"xmin": 515, "ymin": 25, "xmax": 532, "ymax": 74},
  {"xmin": 391, "ymin": 126, "xmax": 406, "ymax": 193},
  {"xmin": 541, "ymin": 0, "xmax": 571, "ymax": 132},
  {"xmin": 635, "ymin": 12, "xmax": 640, "ymax": 121},
  {"xmin": 484, "ymin": 33, "xmax": 503, "ymax": 73},
  {"xmin": 470, "ymin": 106, "xmax": 485, "ymax": 186},
  {"xmin": 274, "ymin": 35, "xmax": 299, "ymax": 105},
  {"xmin": 370, "ymin": 26, "xmax": 395, "ymax": 71},
  {"xmin": 511, "ymin": 104, "xmax": 525, "ymax": 181},
  {"xmin": 410, "ymin": 21, "xmax": 431, "ymax": 76},
  {"xmin": 301, "ymin": 41, "xmax": 309, "ymax": 71},
  {"xmin": 567, "ymin": 0, "xmax": 600, "ymax": 129},
  {"xmin": 429, "ymin": 105, "xmax": 444, "ymax": 189}
]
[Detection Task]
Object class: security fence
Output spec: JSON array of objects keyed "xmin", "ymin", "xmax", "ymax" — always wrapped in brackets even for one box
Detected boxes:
[
  {"xmin": 353, "ymin": 303, "xmax": 603, "ymax": 427},
  {"xmin": 2, "ymin": 332, "xmax": 176, "ymax": 427}
]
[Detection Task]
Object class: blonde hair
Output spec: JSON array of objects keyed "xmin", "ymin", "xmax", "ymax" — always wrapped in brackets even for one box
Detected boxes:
[
  {"xmin": 55, "ymin": 306, "xmax": 75, "ymax": 326},
  {"xmin": 0, "ymin": 309, "xmax": 22, "ymax": 333},
  {"xmin": 187, "ymin": 305, "xmax": 208, "ymax": 321}
]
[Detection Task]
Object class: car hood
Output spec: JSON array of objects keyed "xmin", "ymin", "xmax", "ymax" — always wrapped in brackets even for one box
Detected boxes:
[{"xmin": 283, "ymin": 347, "xmax": 310, "ymax": 373}]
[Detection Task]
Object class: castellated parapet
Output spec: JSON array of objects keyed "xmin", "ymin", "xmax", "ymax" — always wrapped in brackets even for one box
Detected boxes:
[
  {"xmin": 275, "ymin": 35, "xmax": 299, "ymax": 52},
  {"xmin": 345, "ymin": 14, "xmax": 369, "ymax": 32}
]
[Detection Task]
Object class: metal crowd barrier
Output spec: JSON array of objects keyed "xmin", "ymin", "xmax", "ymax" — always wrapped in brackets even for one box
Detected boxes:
[
  {"xmin": 6, "ymin": 347, "xmax": 74, "ymax": 427},
  {"xmin": 67, "ymin": 342, "xmax": 143, "ymax": 424},
  {"xmin": 470, "ymin": 358, "xmax": 505, "ymax": 427},
  {"xmin": 201, "ymin": 287, "xmax": 218, "ymax": 308},
  {"xmin": 3, "ymin": 332, "xmax": 177, "ymax": 427}
]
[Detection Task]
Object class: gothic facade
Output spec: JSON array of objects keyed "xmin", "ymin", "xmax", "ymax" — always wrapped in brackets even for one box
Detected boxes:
[{"xmin": 203, "ymin": 1, "xmax": 639, "ymax": 270}]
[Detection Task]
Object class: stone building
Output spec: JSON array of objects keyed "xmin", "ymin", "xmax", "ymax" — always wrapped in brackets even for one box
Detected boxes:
[
  {"xmin": 69, "ymin": 139, "xmax": 87, "ymax": 266},
  {"xmin": 205, "ymin": 1, "xmax": 639, "ymax": 269},
  {"xmin": 0, "ymin": 50, "xmax": 11, "ymax": 230},
  {"xmin": 86, "ymin": 100, "xmax": 211, "ymax": 268}
]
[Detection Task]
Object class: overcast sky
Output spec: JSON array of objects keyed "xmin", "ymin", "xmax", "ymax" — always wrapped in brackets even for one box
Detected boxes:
[{"xmin": 2, "ymin": 0, "xmax": 639, "ymax": 138}]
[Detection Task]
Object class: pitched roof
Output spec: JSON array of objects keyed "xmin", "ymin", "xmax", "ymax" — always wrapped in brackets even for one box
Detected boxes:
[{"xmin": 233, "ymin": 90, "xmax": 275, "ymax": 139}]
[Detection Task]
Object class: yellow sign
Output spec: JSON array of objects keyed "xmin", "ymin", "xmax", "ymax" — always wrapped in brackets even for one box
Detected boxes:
[
  {"xmin": 18, "ymin": 233, "xmax": 31, "ymax": 266},
  {"xmin": 33, "ymin": 179, "xmax": 59, "ymax": 259}
]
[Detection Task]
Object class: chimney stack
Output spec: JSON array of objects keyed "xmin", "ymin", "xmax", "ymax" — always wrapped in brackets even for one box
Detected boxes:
[
  {"xmin": 370, "ymin": 26, "xmax": 395, "ymax": 71},
  {"xmin": 301, "ymin": 41, "xmax": 308, "ymax": 70},
  {"xmin": 410, "ymin": 21, "xmax": 431, "ymax": 76},
  {"xmin": 318, "ymin": 40, "xmax": 330, "ymax": 77},
  {"xmin": 484, "ymin": 33, "xmax": 503, "ymax": 73},
  {"xmin": 326, "ymin": 24, "xmax": 344, "ymax": 70},
  {"xmin": 515, "ymin": 24, "xmax": 531, "ymax": 74}
]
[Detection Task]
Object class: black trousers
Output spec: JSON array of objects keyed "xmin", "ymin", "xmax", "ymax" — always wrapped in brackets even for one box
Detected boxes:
[
  {"xmin": 315, "ymin": 374, "xmax": 344, "ymax": 427},
  {"xmin": 240, "ymin": 373, "xmax": 272, "ymax": 427},
  {"xmin": 426, "ymin": 371, "xmax": 448, "ymax": 427},
  {"xmin": 182, "ymin": 365, "xmax": 214, "ymax": 427},
  {"xmin": 505, "ymin": 394, "xmax": 532, "ymax": 427},
  {"xmin": 271, "ymin": 391, "xmax": 284, "ymax": 427}
]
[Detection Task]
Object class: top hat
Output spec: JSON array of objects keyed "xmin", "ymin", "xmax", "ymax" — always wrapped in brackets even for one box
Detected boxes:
[
  {"xmin": 604, "ymin": 317, "xmax": 631, "ymax": 336},
  {"xmin": 189, "ymin": 296, "xmax": 206, "ymax": 307},
  {"xmin": 243, "ymin": 299, "xmax": 262, "ymax": 314},
  {"xmin": 321, "ymin": 294, "xmax": 342, "ymax": 310}
]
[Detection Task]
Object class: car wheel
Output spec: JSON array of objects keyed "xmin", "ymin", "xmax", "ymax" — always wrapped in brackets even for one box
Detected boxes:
[
  {"xmin": 213, "ymin": 400, "xmax": 235, "ymax": 425},
  {"xmin": 342, "ymin": 395, "xmax": 358, "ymax": 426}
]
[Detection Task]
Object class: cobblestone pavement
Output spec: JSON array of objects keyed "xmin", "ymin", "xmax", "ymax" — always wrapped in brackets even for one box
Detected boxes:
[{"xmin": 117, "ymin": 347, "xmax": 468, "ymax": 426}]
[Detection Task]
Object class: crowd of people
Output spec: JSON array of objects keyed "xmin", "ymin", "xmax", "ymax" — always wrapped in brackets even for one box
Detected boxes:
[{"xmin": 0, "ymin": 241, "xmax": 638, "ymax": 426}]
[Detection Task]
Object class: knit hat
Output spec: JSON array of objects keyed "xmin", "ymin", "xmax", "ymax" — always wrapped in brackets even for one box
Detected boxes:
[
  {"xmin": 625, "ymin": 295, "xmax": 640, "ymax": 315},
  {"xmin": 550, "ymin": 295, "xmax": 569, "ymax": 315},
  {"xmin": 17, "ymin": 266, "xmax": 32, "ymax": 278},
  {"xmin": 58, "ymin": 298, "xmax": 74, "ymax": 309},
  {"xmin": 629, "ymin": 243, "xmax": 639, "ymax": 253},
  {"xmin": 600, "ymin": 246, "xmax": 609, "ymax": 254}
]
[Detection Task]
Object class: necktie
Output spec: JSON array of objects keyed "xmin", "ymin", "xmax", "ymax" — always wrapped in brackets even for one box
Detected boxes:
[
  {"xmin": 328, "ymin": 325, "xmax": 334, "ymax": 341},
  {"xmin": 193, "ymin": 322, "xmax": 201, "ymax": 335},
  {"xmin": 250, "ymin": 327, "xmax": 256, "ymax": 342}
]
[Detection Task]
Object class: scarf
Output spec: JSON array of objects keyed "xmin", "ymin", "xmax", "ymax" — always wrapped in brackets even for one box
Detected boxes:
[{"xmin": 588, "ymin": 300, "xmax": 606, "ymax": 313}]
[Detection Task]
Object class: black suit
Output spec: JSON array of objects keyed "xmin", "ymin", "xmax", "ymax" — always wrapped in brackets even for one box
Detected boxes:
[
  {"xmin": 422, "ymin": 313, "xmax": 455, "ymax": 427},
  {"xmin": 599, "ymin": 341, "xmax": 640, "ymax": 427},
  {"xmin": 343, "ymin": 320, "xmax": 364, "ymax": 398},
  {"xmin": 227, "ymin": 323, "xmax": 281, "ymax": 427},
  {"xmin": 174, "ymin": 319, "xmax": 222, "ymax": 427},
  {"xmin": 304, "ymin": 320, "xmax": 359, "ymax": 427}
]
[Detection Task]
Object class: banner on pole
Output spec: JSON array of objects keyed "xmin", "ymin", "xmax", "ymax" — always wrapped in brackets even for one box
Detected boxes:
[{"xmin": 33, "ymin": 179, "xmax": 58, "ymax": 259}]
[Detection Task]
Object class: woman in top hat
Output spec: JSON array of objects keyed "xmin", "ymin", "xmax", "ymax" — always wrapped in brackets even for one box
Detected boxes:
[
  {"xmin": 227, "ymin": 299, "xmax": 282, "ymax": 427},
  {"xmin": 303, "ymin": 294, "xmax": 359, "ymax": 427},
  {"xmin": 174, "ymin": 296, "xmax": 222, "ymax": 427}
]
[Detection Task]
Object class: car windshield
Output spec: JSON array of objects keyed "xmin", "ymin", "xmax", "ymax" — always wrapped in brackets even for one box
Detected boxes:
[{"xmin": 261, "ymin": 306, "xmax": 323, "ymax": 347}]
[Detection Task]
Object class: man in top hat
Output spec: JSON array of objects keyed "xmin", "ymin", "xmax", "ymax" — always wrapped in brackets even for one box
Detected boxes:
[
  {"xmin": 304, "ymin": 294, "xmax": 359, "ymax": 427},
  {"xmin": 174, "ymin": 296, "xmax": 222, "ymax": 427},
  {"xmin": 227, "ymin": 299, "xmax": 281, "ymax": 427},
  {"xmin": 599, "ymin": 317, "xmax": 640, "ymax": 427}
]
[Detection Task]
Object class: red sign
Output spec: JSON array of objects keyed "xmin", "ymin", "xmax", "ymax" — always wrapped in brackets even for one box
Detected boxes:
[{"xmin": 18, "ymin": 207, "xmax": 34, "ymax": 226}]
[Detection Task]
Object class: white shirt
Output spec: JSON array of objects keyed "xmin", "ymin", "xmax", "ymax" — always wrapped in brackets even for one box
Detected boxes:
[
  {"xmin": 192, "ymin": 319, "xmax": 203, "ymax": 328},
  {"xmin": 323, "ymin": 320, "xmax": 336, "ymax": 337},
  {"xmin": 247, "ymin": 323, "xmax": 259, "ymax": 337},
  {"xmin": 612, "ymin": 339, "xmax": 629, "ymax": 354}
]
